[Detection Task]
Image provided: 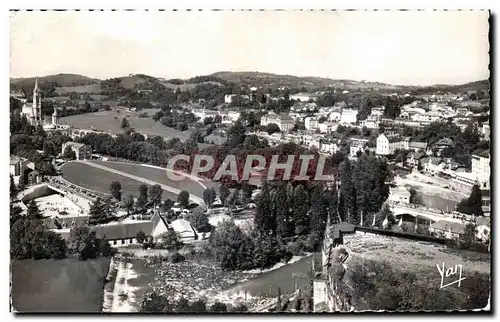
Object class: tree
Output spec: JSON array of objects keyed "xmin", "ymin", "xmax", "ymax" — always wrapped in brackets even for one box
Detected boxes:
[
  {"xmin": 89, "ymin": 197, "xmax": 112, "ymax": 225},
  {"xmin": 219, "ymin": 184, "xmax": 230, "ymax": 206},
  {"xmin": 177, "ymin": 190, "xmax": 190, "ymax": 208},
  {"xmin": 190, "ymin": 299, "xmax": 207, "ymax": 312},
  {"xmin": 11, "ymin": 216, "xmax": 67, "ymax": 260},
  {"xmin": 266, "ymin": 123, "xmax": 281, "ymax": 135},
  {"xmin": 462, "ymin": 223, "xmax": 476, "ymax": 248},
  {"xmin": 137, "ymin": 184, "xmax": 149, "ymax": 209},
  {"xmin": 121, "ymin": 194, "xmax": 135, "ymax": 213},
  {"xmin": 66, "ymin": 225, "xmax": 115, "ymax": 260},
  {"xmin": 174, "ymin": 297, "xmax": 190, "ymax": 312},
  {"xmin": 140, "ymin": 291, "xmax": 171, "ymax": 312},
  {"xmin": 467, "ymin": 184, "xmax": 484, "ymax": 217},
  {"xmin": 136, "ymin": 230, "xmax": 147, "ymax": 244},
  {"xmin": 109, "ymin": 181, "xmax": 122, "ymax": 201},
  {"xmin": 159, "ymin": 230, "xmax": 183, "ymax": 249},
  {"xmin": 63, "ymin": 145, "xmax": 76, "ymax": 160},
  {"xmin": 189, "ymin": 210, "xmax": 212, "ymax": 232},
  {"xmin": 254, "ymin": 182, "xmax": 276, "ymax": 235},
  {"xmin": 209, "ymin": 301, "xmax": 228, "ymax": 312},
  {"xmin": 339, "ymin": 159, "xmax": 357, "ymax": 223},
  {"xmin": 149, "ymin": 184, "xmax": 163, "ymax": 207},
  {"xmin": 26, "ymin": 200, "xmax": 45, "ymax": 219},
  {"xmin": 121, "ymin": 117, "xmax": 130, "ymax": 129},
  {"xmin": 203, "ymin": 188, "xmax": 217, "ymax": 207},
  {"xmin": 10, "ymin": 174, "xmax": 18, "ymax": 200},
  {"xmin": 161, "ymin": 199, "xmax": 174, "ymax": 212},
  {"xmin": 292, "ymin": 185, "xmax": 310, "ymax": 235},
  {"xmin": 409, "ymin": 188, "xmax": 423, "ymax": 205}
]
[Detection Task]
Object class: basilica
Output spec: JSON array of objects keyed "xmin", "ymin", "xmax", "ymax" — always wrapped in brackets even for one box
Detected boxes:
[{"xmin": 21, "ymin": 77, "xmax": 43, "ymax": 125}]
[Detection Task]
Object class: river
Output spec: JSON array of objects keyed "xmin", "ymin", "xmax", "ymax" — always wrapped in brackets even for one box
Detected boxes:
[
  {"xmin": 101, "ymin": 253, "xmax": 317, "ymax": 312},
  {"xmin": 11, "ymin": 258, "xmax": 110, "ymax": 313}
]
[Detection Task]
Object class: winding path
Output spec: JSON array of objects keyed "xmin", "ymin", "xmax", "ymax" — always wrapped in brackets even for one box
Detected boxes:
[{"xmin": 74, "ymin": 160, "xmax": 206, "ymax": 206}]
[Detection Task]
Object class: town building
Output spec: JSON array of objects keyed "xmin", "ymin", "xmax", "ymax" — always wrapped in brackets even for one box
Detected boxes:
[
  {"xmin": 349, "ymin": 138, "xmax": 369, "ymax": 157},
  {"xmin": 433, "ymin": 137, "xmax": 454, "ymax": 156},
  {"xmin": 406, "ymin": 151, "xmax": 426, "ymax": 168},
  {"xmin": 360, "ymin": 116, "xmax": 379, "ymax": 129},
  {"xmin": 471, "ymin": 150, "xmax": 490, "ymax": 188},
  {"xmin": 388, "ymin": 187, "xmax": 411, "ymax": 204},
  {"xmin": 423, "ymin": 156, "xmax": 442, "ymax": 174},
  {"xmin": 260, "ymin": 113, "xmax": 295, "ymax": 132},
  {"xmin": 10, "ymin": 156, "xmax": 28, "ymax": 185},
  {"xmin": 328, "ymin": 108, "xmax": 342, "ymax": 122},
  {"xmin": 340, "ymin": 108, "xmax": 358, "ymax": 124},
  {"xmin": 290, "ymin": 93, "xmax": 316, "ymax": 102},
  {"xmin": 376, "ymin": 133, "xmax": 409, "ymax": 156},
  {"xmin": 475, "ymin": 217, "xmax": 490, "ymax": 242},
  {"xmin": 304, "ymin": 117, "xmax": 319, "ymax": 131},
  {"xmin": 408, "ymin": 141, "xmax": 428, "ymax": 153},
  {"xmin": 171, "ymin": 219, "xmax": 198, "ymax": 242},
  {"xmin": 429, "ymin": 220, "xmax": 464, "ymax": 240},
  {"xmin": 61, "ymin": 142, "xmax": 92, "ymax": 160},
  {"xmin": 481, "ymin": 122, "xmax": 490, "ymax": 140}
]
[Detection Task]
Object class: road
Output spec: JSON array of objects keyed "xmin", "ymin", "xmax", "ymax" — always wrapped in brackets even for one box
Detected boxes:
[{"xmin": 76, "ymin": 160, "xmax": 206, "ymax": 206}]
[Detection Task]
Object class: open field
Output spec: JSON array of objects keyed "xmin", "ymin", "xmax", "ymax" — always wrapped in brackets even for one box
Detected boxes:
[
  {"xmin": 55, "ymin": 84, "xmax": 102, "ymax": 94},
  {"xmin": 59, "ymin": 109, "xmax": 192, "ymax": 141},
  {"xmin": 11, "ymin": 258, "xmax": 110, "ymax": 312},
  {"xmin": 160, "ymin": 81, "xmax": 223, "ymax": 91},
  {"xmin": 60, "ymin": 162, "xmax": 178, "ymax": 201},
  {"xmin": 91, "ymin": 161, "xmax": 208, "ymax": 198}
]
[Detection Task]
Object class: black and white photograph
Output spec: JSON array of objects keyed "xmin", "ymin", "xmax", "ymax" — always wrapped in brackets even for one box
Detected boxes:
[{"xmin": 8, "ymin": 9, "xmax": 491, "ymax": 313}]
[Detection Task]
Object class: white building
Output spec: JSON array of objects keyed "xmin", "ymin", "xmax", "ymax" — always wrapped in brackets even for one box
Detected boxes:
[
  {"xmin": 320, "ymin": 142, "xmax": 340, "ymax": 154},
  {"xmin": 304, "ymin": 117, "xmax": 319, "ymax": 131},
  {"xmin": 361, "ymin": 116, "xmax": 379, "ymax": 129},
  {"xmin": 171, "ymin": 218, "xmax": 197, "ymax": 242},
  {"xmin": 328, "ymin": 108, "xmax": 342, "ymax": 122},
  {"xmin": 376, "ymin": 133, "xmax": 409, "ymax": 156},
  {"xmin": 192, "ymin": 109, "xmax": 220, "ymax": 123},
  {"xmin": 471, "ymin": 151, "xmax": 490, "ymax": 187},
  {"xmin": 224, "ymin": 94, "xmax": 237, "ymax": 104},
  {"xmin": 370, "ymin": 106, "xmax": 385, "ymax": 118},
  {"xmin": 340, "ymin": 108, "xmax": 358, "ymax": 124},
  {"xmin": 290, "ymin": 93, "xmax": 316, "ymax": 102}
]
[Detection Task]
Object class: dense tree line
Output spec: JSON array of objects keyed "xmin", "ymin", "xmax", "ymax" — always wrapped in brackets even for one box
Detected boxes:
[{"xmin": 338, "ymin": 156, "xmax": 390, "ymax": 226}]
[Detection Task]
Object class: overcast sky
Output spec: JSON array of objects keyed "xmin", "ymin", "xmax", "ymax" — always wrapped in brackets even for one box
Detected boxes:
[{"xmin": 10, "ymin": 10, "xmax": 490, "ymax": 86}]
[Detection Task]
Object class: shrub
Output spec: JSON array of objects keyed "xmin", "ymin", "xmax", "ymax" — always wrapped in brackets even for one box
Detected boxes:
[{"xmin": 169, "ymin": 252, "xmax": 186, "ymax": 263}]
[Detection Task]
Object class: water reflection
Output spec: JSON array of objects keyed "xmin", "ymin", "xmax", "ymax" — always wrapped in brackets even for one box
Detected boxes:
[{"xmin": 11, "ymin": 258, "xmax": 110, "ymax": 312}]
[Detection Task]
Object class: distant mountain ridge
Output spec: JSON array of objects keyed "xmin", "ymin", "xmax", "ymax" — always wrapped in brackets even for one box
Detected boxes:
[
  {"xmin": 10, "ymin": 71, "xmax": 488, "ymax": 92},
  {"xmin": 10, "ymin": 73, "xmax": 101, "ymax": 88}
]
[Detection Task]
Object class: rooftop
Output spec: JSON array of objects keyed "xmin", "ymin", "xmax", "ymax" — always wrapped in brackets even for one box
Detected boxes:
[{"xmin": 430, "ymin": 220, "xmax": 465, "ymax": 234}]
